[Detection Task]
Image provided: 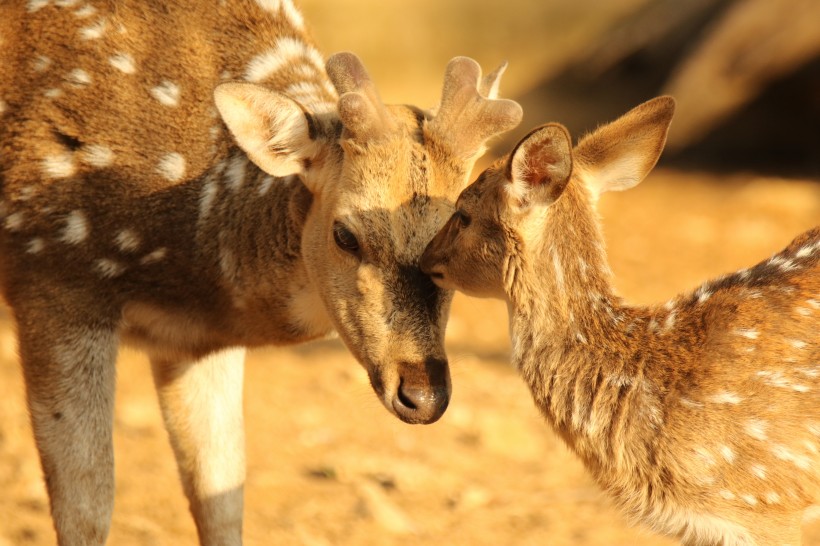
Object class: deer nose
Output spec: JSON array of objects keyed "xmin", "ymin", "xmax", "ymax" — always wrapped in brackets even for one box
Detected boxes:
[
  {"xmin": 392, "ymin": 358, "xmax": 451, "ymax": 424},
  {"xmin": 419, "ymin": 246, "xmax": 444, "ymax": 280}
]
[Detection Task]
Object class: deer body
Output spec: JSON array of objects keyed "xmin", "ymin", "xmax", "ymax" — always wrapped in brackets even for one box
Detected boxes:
[
  {"xmin": 421, "ymin": 98, "xmax": 820, "ymax": 545},
  {"xmin": 0, "ymin": 1, "xmax": 522, "ymax": 544}
]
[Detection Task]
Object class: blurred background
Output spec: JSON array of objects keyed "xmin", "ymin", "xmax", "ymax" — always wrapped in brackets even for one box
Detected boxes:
[{"xmin": 0, "ymin": 1, "xmax": 818, "ymax": 545}]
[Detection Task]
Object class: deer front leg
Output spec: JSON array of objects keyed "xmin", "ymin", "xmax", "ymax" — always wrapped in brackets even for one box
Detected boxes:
[
  {"xmin": 151, "ymin": 347, "xmax": 246, "ymax": 546},
  {"xmin": 17, "ymin": 314, "xmax": 119, "ymax": 546}
]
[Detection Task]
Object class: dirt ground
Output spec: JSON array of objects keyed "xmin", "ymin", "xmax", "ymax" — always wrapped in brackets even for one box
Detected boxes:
[{"xmin": 2, "ymin": 1, "xmax": 820, "ymax": 545}]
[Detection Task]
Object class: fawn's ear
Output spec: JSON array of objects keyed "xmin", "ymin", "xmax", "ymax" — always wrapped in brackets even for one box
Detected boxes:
[
  {"xmin": 574, "ymin": 96, "xmax": 675, "ymax": 196},
  {"xmin": 506, "ymin": 123, "xmax": 573, "ymax": 206},
  {"xmin": 214, "ymin": 82, "xmax": 316, "ymax": 179}
]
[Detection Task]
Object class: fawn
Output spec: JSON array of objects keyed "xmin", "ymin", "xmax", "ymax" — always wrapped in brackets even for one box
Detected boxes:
[
  {"xmin": 0, "ymin": 1, "xmax": 522, "ymax": 544},
  {"xmin": 421, "ymin": 96, "xmax": 820, "ymax": 545}
]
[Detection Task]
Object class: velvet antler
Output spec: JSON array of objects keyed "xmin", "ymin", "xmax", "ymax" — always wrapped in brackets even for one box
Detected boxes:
[
  {"xmin": 427, "ymin": 57, "xmax": 523, "ymax": 160},
  {"xmin": 326, "ymin": 52, "xmax": 395, "ymax": 142}
]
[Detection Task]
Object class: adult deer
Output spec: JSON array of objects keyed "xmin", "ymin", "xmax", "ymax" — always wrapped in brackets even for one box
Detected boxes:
[
  {"xmin": 0, "ymin": 1, "xmax": 522, "ymax": 544},
  {"xmin": 421, "ymin": 97, "xmax": 820, "ymax": 545}
]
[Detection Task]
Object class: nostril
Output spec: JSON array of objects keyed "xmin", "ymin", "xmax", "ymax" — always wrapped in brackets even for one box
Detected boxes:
[{"xmin": 396, "ymin": 379, "xmax": 419, "ymax": 410}]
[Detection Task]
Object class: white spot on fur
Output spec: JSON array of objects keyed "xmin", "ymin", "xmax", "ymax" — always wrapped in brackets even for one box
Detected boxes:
[
  {"xmin": 244, "ymin": 37, "xmax": 325, "ymax": 83},
  {"xmin": 708, "ymin": 391, "xmax": 742, "ymax": 404},
  {"xmin": 115, "ymin": 229, "xmax": 141, "ymax": 252},
  {"xmin": 74, "ymin": 4, "xmax": 97, "ymax": 18},
  {"xmin": 789, "ymin": 339, "xmax": 808, "ymax": 350},
  {"xmin": 750, "ymin": 464, "xmax": 767, "ymax": 479},
  {"xmin": 5, "ymin": 212, "xmax": 24, "ymax": 231},
  {"xmin": 44, "ymin": 88, "xmax": 63, "ymax": 99},
  {"xmin": 109, "ymin": 52, "xmax": 136, "ymax": 74},
  {"xmin": 796, "ymin": 306, "xmax": 812, "ymax": 316},
  {"xmin": 32, "ymin": 55, "xmax": 52, "ymax": 72},
  {"xmin": 680, "ymin": 397, "xmax": 703, "ymax": 409},
  {"xmin": 735, "ymin": 328, "xmax": 759, "ymax": 339},
  {"xmin": 157, "ymin": 153, "xmax": 186, "ymax": 182},
  {"xmin": 151, "ymin": 81, "xmax": 180, "ymax": 107},
  {"xmin": 719, "ymin": 445, "xmax": 735, "ymax": 464},
  {"xmin": 199, "ymin": 175, "xmax": 219, "ymax": 220},
  {"xmin": 225, "ymin": 155, "xmax": 247, "ymax": 191},
  {"xmin": 281, "ymin": 0, "xmax": 305, "ymax": 29},
  {"xmin": 81, "ymin": 144, "xmax": 114, "ymax": 167},
  {"xmin": 65, "ymin": 68, "xmax": 91, "ymax": 86},
  {"xmin": 27, "ymin": 0, "xmax": 49, "ymax": 12},
  {"xmin": 744, "ymin": 419, "xmax": 768, "ymax": 441},
  {"xmin": 740, "ymin": 494, "xmax": 757, "ymax": 506},
  {"xmin": 79, "ymin": 17, "xmax": 107, "ymax": 40},
  {"xmin": 796, "ymin": 244, "xmax": 814, "ymax": 258},
  {"xmin": 764, "ymin": 491, "xmax": 781, "ymax": 504},
  {"xmin": 61, "ymin": 210, "xmax": 89, "ymax": 244},
  {"xmin": 26, "ymin": 238, "xmax": 45, "ymax": 254},
  {"xmin": 772, "ymin": 444, "xmax": 812, "ymax": 469},
  {"xmin": 140, "ymin": 247, "xmax": 167, "ymax": 265},
  {"xmin": 42, "ymin": 152, "xmax": 77, "ymax": 179},
  {"xmin": 718, "ymin": 490, "xmax": 735, "ymax": 500},
  {"xmin": 55, "ymin": 0, "xmax": 79, "ymax": 6},
  {"xmin": 95, "ymin": 258, "xmax": 125, "ymax": 278},
  {"xmin": 258, "ymin": 175, "xmax": 274, "ymax": 196}
]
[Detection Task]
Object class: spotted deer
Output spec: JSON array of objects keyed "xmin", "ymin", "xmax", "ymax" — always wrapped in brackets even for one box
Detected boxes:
[
  {"xmin": 0, "ymin": 1, "xmax": 523, "ymax": 544},
  {"xmin": 420, "ymin": 97, "xmax": 820, "ymax": 545}
]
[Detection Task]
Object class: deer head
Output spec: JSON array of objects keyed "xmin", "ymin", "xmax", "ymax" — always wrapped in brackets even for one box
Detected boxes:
[
  {"xmin": 214, "ymin": 53, "xmax": 522, "ymax": 424},
  {"xmin": 420, "ymin": 97, "xmax": 675, "ymax": 301}
]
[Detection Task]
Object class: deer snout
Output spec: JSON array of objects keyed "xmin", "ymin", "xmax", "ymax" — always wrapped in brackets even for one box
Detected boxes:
[
  {"xmin": 420, "ymin": 243, "xmax": 447, "ymax": 285},
  {"xmin": 391, "ymin": 358, "xmax": 451, "ymax": 424}
]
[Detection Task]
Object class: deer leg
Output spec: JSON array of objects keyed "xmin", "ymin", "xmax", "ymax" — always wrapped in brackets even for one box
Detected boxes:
[
  {"xmin": 151, "ymin": 347, "xmax": 246, "ymax": 546},
  {"xmin": 17, "ymin": 314, "xmax": 118, "ymax": 546}
]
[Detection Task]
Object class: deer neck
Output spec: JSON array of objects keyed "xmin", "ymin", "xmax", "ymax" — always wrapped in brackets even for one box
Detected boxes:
[
  {"xmin": 201, "ymin": 148, "xmax": 336, "ymax": 342},
  {"xmin": 504, "ymin": 179, "xmax": 658, "ymax": 467}
]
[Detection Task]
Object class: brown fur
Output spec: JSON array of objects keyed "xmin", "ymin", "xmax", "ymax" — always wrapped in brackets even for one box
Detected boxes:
[
  {"xmin": 421, "ymin": 97, "xmax": 820, "ymax": 545},
  {"xmin": 0, "ymin": 2, "xmax": 522, "ymax": 544}
]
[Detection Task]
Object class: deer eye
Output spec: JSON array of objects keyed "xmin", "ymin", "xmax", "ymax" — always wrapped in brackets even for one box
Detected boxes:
[
  {"xmin": 454, "ymin": 209, "xmax": 471, "ymax": 228},
  {"xmin": 333, "ymin": 222, "xmax": 360, "ymax": 257}
]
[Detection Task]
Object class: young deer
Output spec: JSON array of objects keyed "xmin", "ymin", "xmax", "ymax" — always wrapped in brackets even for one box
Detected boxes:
[
  {"xmin": 421, "ymin": 97, "xmax": 820, "ymax": 545},
  {"xmin": 0, "ymin": 1, "xmax": 522, "ymax": 544}
]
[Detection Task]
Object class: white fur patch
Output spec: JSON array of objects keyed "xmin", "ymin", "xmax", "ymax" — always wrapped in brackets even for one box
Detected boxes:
[
  {"xmin": 27, "ymin": 0, "xmax": 49, "ymax": 12},
  {"xmin": 708, "ymin": 391, "xmax": 742, "ymax": 404},
  {"xmin": 140, "ymin": 247, "xmax": 167, "ymax": 265},
  {"xmin": 225, "ymin": 155, "xmax": 247, "ymax": 191},
  {"xmin": 32, "ymin": 55, "xmax": 52, "ymax": 72},
  {"xmin": 42, "ymin": 152, "xmax": 77, "ymax": 179},
  {"xmin": 4, "ymin": 212, "xmax": 24, "ymax": 231},
  {"xmin": 26, "ymin": 238, "xmax": 45, "ymax": 254},
  {"xmin": 157, "ymin": 153, "xmax": 186, "ymax": 182},
  {"xmin": 151, "ymin": 81, "xmax": 180, "ymax": 107},
  {"xmin": 744, "ymin": 419, "xmax": 768, "ymax": 441},
  {"xmin": 95, "ymin": 258, "xmax": 126, "ymax": 278},
  {"xmin": 280, "ymin": 0, "xmax": 305, "ymax": 30},
  {"xmin": 44, "ymin": 88, "xmax": 63, "ymax": 99},
  {"xmin": 115, "ymin": 229, "xmax": 141, "ymax": 252},
  {"xmin": 74, "ymin": 4, "xmax": 97, "ymax": 18},
  {"xmin": 81, "ymin": 144, "xmax": 114, "ymax": 167},
  {"xmin": 199, "ymin": 174, "xmax": 219, "ymax": 220},
  {"xmin": 109, "ymin": 52, "xmax": 136, "ymax": 74},
  {"xmin": 61, "ymin": 210, "xmax": 89, "ymax": 244},
  {"xmin": 79, "ymin": 18, "xmax": 107, "ymax": 40},
  {"xmin": 65, "ymin": 68, "xmax": 91, "ymax": 86},
  {"xmin": 244, "ymin": 37, "xmax": 324, "ymax": 83}
]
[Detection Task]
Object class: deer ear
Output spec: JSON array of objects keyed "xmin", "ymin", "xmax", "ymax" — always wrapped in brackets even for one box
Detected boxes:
[
  {"xmin": 507, "ymin": 123, "xmax": 573, "ymax": 206},
  {"xmin": 574, "ymin": 96, "xmax": 675, "ymax": 196},
  {"xmin": 214, "ymin": 82, "xmax": 314, "ymax": 178}
]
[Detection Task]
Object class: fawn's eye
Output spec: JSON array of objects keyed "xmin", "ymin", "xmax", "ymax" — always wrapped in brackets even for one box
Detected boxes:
[
  {"xmin": 454, "ymin": 209, "xmax": 471, "ymax": 228},
  {"xmin": 333, "ymin": 222, "xmax": 360, "ymax": 257}
]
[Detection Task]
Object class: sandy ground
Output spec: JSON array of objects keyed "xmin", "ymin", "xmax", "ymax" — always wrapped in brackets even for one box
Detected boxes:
[{"xmin": 2, "ymin": 1, "xmax": 820, "ymax": 545}]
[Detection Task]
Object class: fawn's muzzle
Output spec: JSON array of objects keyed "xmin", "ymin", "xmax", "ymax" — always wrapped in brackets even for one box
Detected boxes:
[{"xmin": 389, "ymin": 358, "xmax": 451, "ymax": 424}]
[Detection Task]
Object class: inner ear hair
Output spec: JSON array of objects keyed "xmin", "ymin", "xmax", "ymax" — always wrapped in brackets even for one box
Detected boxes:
[{"xmin": 507, "ymin": 123, "xmax": 573, "ymax": 204}]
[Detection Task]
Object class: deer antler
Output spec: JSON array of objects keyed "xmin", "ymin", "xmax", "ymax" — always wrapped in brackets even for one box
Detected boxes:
[
  {"xmin": 427, "ymin": 57, "xmax": 523, "ymax": 160},
  {"xmin": 326, "ymin": 52, "xmax": 395, "ymax": 142}
]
